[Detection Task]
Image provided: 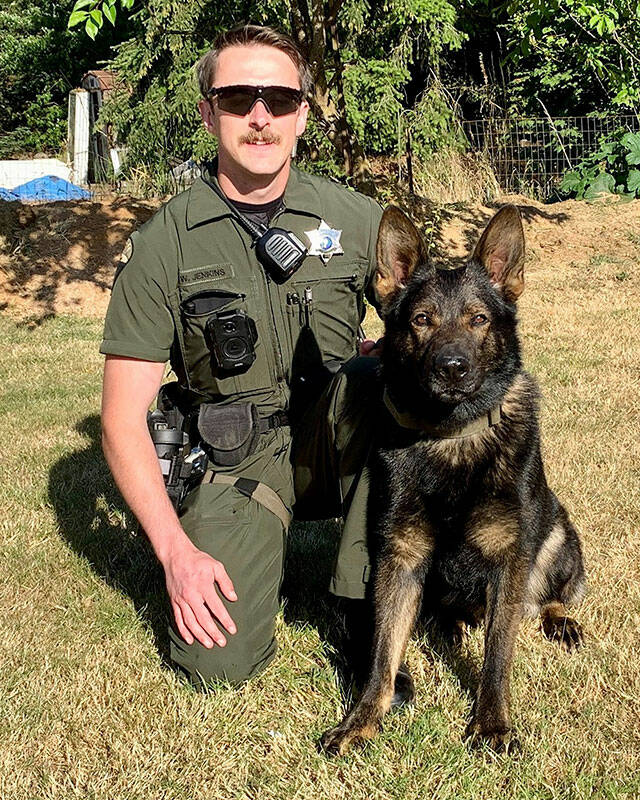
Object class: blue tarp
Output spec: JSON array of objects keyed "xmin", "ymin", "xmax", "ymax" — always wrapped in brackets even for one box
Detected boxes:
[
  {"xmin": 0, "ymin": 187, "xmax": 19, "ymax": 201},
  {"xmin": 9, "ymin": 175, "xmax": 91, "ymax": 202}
]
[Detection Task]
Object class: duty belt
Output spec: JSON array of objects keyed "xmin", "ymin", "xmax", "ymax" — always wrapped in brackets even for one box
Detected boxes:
[{"xmin": 256, "ymin": 410, "xmax": 289, "ymax": 432}]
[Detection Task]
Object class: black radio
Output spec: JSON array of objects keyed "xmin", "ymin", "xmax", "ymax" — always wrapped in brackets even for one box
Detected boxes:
[
  {"xmin": 255, "ymin": 227, "xmax": 307, "ymax": 283},
  {"xmin": 202, "ymin": 174, "xmax": 308, "ymax": 283}
]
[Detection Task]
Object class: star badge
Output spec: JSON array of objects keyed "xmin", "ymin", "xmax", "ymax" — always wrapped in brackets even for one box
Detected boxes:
[{"xmin": 305, "ymin": 220, "xmax": 344, "ymax": 263}]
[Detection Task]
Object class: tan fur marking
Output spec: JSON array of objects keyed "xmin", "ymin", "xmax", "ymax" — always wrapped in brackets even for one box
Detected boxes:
[
  {"xmin": 375, "ymin": 271, "xmax": 399, "ymax": 303},
  {"xmin": 390, "ymin": 524, "xmax": 434, "ymax": 571},
  {"xmin": 500, "ymin": 373, "xmax": 536, "ymax": 422},
  {"xmin": 373, "ymin": 576, "xmax": 423, "ymax": 715},
  {"xmin": 469, "ymin": 516, "xmax": 519, "ymax": 560},
  {"xmin": 523, "ymin": 522, "xmax": 565, "ymax": 616}
]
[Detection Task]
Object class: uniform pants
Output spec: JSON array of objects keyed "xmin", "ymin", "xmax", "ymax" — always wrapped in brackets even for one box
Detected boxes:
[{"xmin": 169, "ymin": 356, "xmax": 378, "ymax": 686}]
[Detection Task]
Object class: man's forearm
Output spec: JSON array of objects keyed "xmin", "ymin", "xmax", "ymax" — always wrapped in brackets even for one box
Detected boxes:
[{"xmin": 102, "ymin": 420, "xmax": 195, "ymax": 565}]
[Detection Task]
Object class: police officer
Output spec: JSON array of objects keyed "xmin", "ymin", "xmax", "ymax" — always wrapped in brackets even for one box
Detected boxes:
[{"xmin": 100, "ymin": 25, "xmax": 385, "ymax": 686}]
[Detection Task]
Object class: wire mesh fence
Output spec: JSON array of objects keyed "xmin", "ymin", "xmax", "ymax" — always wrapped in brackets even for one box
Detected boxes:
[
  {"xmin": 5, "ymin": 113, "xmax": 640, "ymax": 203},
  {"xmin": 463, "ymin": 114, "xmax": 640, "ymax": 197}
]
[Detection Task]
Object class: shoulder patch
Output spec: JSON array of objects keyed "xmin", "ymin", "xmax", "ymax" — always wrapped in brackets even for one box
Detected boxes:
[
  {"xmin": 113, "ymin": 237, "xmax": 134, "ymax": 286},
  {"xmin": 119, "ymin": 237, "xmax": 134, "ymax": 264}
]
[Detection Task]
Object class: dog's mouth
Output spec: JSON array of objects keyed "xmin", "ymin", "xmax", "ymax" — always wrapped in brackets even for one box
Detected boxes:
[{"xmin": 425, "ymin": 374, "xmax": 482, "ymax": 404}]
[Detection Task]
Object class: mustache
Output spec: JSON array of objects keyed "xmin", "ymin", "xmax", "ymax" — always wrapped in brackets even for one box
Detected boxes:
[{"xmin": 240, "ymin": 131, "xmax": 281, "ymax": 145}]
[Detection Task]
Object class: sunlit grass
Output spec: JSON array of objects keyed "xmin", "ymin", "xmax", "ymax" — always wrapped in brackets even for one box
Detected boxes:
[{"xmin": 1, "ymin": 238, "xmax": 639, "ymax": 799}]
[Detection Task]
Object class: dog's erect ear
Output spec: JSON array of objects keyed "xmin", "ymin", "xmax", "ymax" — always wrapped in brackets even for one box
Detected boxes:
[
  {"xmin": 375, "ymin": 206, "xmax": 427, "ymax": 305},
  {"xmin": 473, "ymin": 205, "xmax": 525, "ymax": 302}
]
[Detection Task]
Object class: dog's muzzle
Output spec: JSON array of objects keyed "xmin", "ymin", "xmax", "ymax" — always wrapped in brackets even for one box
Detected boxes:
[{"xmin": 428, "ymin": 345, "xmax": 479, "ymax": 401}]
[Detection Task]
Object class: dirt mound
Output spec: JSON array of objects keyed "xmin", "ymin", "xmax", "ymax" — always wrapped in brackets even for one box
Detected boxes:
[
  {"xmin": 1, "ymin": 193, "xmax": 638, "ymax": 323},
  {"xmin": 0, "ymin": 197, "xmax": 159, "ymax": 323},
  {"xmin": 431, "ymin": 193, "xmax": 640, "ymax": 272}
]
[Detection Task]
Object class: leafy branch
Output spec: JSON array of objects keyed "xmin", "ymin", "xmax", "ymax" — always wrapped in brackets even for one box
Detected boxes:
[
  {"xmin": 560, "ymin": 129, "xmax": 640, "ymax": 199},
  {"xmin": 67, "ymin": 0, "xmax": 134, "ymax": 39}
]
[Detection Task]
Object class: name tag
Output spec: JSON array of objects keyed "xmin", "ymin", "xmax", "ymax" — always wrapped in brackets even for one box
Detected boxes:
[{"xmin": 179, "ymin": 264, "xmax": 235, "ymax": 285}]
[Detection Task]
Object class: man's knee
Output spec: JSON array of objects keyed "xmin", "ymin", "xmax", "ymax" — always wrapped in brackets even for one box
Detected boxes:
[{"xmin": 170, "ymin": 624, "xmax": 278, "ymax": 687}]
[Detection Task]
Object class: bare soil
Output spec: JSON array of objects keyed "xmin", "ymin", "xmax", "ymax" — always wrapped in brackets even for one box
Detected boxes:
[
  {"xmin": 0, "ymin": 197, "xmax": 158, "ymax": 322},
  {"xmin": 1, "ymin": 192, "xmax": 638, "ymax": 323}
]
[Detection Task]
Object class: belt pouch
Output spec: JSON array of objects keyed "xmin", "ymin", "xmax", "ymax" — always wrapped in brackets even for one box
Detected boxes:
[{"xmin": 197, "ymin": 402, "xmax": 259, "ymax": 466}]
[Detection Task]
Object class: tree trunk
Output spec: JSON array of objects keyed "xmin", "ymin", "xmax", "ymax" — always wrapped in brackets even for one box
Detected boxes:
[{"xmin": 289, "ymin": 0, "xmax": 376, "ymax": 196}]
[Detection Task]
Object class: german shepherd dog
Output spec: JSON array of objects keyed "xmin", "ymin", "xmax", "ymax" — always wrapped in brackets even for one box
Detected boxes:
[{"xmin": 321, "ymin": 205, "xmax": 586, "ymax": 755}]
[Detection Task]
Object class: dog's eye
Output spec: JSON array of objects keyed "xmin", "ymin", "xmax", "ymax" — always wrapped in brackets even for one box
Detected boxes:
[
  {"xmin": 412, "ymin": 313, "xmax": 431, "ymax": 327},
  {"xmin": 470, "ymin": 313, "xmax": 488, "ymax": 326}
]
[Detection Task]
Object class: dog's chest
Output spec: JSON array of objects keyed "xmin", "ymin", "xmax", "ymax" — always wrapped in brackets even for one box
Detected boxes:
[{"xmin": 379, "ymin": 438, "xmax": 521, "ymax": 565}]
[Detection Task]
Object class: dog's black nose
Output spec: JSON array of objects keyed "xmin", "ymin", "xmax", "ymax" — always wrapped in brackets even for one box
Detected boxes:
[{"xmin": 435, "ymin": 352, "xmax": 470, "ymax": 382}]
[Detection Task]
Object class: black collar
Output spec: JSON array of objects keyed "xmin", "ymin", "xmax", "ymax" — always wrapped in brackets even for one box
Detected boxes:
[{"xmin": 383, "ymin": 388, "xmax": 502, "ymax": 439}]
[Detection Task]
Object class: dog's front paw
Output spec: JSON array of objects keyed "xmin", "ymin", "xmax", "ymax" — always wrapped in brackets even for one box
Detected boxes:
[
  {"xmin": 319, "ymin": 719, "xmax": 380, "ymax": 757},
  {"xmin": 542, "ymin": 615, "xmax": 584, "ymax": 652},
  {"xmin": 465, "ymin": 719, "xmax": 520, "ymax": 755}
]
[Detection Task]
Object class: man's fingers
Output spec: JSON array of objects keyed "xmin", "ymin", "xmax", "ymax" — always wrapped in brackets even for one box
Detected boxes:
[
  {"xmin": 192, "ymin": 599, "xmax": 227, "ymax": 647},
  {"xmin": 214, "ymin": 562, "xmax": 237, "ymax": 602},
  {"xmin": 359, "ymin": 338, "xmax": 376, "ymax": 355},
  {"xmin": 178, "ymin": 598, "xmax": 218, "ymax": 649},
  {"xmin": 172, "ymin": 601, "xmax": 194, "ymax": 645},
  {"xmin": 203, "ymin": 585, "xmax": 237, "ymax": 636}
]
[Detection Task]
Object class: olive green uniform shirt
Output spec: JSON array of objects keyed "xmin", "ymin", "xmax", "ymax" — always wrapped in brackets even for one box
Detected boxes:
[{"xmin": 101, "ymin": 163, "xmax": 382, "ymax": 411}]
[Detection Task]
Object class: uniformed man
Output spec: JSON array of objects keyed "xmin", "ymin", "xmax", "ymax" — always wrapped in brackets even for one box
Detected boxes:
[{"xmin": 100, "ymin": 24, "xmax": 387, "ymax": 686}]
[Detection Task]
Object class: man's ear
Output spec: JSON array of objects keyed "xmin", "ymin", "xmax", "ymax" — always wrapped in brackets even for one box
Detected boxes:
[
  {"xmin": 198, "ymin": 98, "xmax": 217, "ymax": 135},
  {"xmin": 295, "ymin": 100, "xmax": 309, "ymax": 137},
  {"xmin": 473, "ymin": 205, "xmax": 525, "ymax": 302},
  {"xmin": 375, "ymin": 206, "xmax": 427, "ymax": 305}
]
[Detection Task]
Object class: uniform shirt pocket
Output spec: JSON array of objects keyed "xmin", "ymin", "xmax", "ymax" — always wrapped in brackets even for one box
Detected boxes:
[{"xmin": 174, "ymin": 271, "xmax": 276, "ymax": 398}]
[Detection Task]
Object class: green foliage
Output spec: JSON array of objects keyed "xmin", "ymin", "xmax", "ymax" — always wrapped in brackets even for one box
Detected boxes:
[
  {"xmin": 505, "ymin": 0, "xmax": 640, "ymax": 115},
  {"xmin": 341, "ymin": 0, "xmax": 464, "ymax": 156},
  {"xmin": 80, "ymin": 0, "xmax": 465, "ymax": 189},
  {"xmin": 68, "ymin": 0, "xmax": 134, "ymax": 40},
  {"xmin": 343, "ymin": 56, "xmax": 410, "ymax": 154},
  {"xmin": 23, "ymin": 89, "xmax": 67, "ymax": 154},
  {"xmin": 560, "ymin": 130, "xmax": 640, "ymax": 199},
  {"xmin": 0, "ymin": 0, "xmax": 130, "ymax": 157}
]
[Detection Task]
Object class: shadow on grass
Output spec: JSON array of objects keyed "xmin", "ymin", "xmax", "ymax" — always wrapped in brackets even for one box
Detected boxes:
[
  {"xmin": 431, "ymin": 201, "xmax": 570, "ymax": 269},
  {"xmin": 48, "ymin": 414, "xmax": 352, "ymax": 686},
  {"xmin": 48, "ymin": 414, "xmax": 171, "ymax": 664},
  {"xmin": 281, "ymin": 518, "xmax": 357, "ymax": 694}
]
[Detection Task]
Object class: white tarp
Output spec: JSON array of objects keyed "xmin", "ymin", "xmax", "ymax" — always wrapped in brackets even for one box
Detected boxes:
[{"xmin": 0, "ymin": 158, "xmax": 71, "ymax": 190}]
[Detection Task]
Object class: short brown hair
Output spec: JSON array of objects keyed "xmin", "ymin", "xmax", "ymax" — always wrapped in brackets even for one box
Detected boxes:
[{"xmin": 196, "ymin": 25, "xmax": 313, "ymax": 99}]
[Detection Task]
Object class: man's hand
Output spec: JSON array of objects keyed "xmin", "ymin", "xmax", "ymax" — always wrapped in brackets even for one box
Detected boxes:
[
  {"xmin": 359, "ymin": 337, "xmax": 384, "ymax": 357},
  {"xmin": 163, "ymin": 542, "xmax": 237, "ymax": 648}
]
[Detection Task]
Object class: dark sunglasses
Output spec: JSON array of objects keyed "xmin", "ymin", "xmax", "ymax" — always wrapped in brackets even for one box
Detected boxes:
[{"xmin": 207, "ymin": 85, "xmax": 304, "ymax": 117}]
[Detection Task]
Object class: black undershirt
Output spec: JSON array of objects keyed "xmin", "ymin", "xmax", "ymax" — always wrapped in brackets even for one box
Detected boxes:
[{"xmin": 228, "ymin": 195, "xmax": 285, "ymax": 229}]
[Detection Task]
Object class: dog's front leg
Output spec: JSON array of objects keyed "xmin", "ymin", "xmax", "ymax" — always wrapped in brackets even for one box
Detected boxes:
[
  {"xmin": 467, "ymin": 554, "xmax": 527, "ymax": 753},
  {"xmin": 320, "ymin": 536, "xmax": 430, "ymax": 756}
]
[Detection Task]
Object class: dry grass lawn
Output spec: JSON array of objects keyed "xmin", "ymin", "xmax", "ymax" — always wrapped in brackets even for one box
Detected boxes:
[{"xmin": 1, "ymin": 199, "xmax": 639, "ymax": 799}]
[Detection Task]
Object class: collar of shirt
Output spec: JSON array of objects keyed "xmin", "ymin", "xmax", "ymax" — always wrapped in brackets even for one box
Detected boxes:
[{"xmin": 186, "ymin": 159, "xmax": 324, "ymax": 230}]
